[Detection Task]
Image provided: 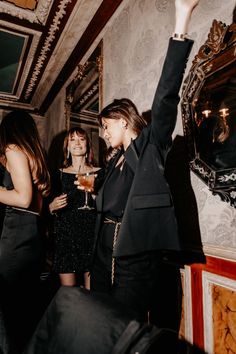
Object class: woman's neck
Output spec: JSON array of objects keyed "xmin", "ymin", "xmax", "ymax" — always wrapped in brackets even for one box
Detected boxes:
[
  {"xmin": 123, "ymin": 131, "xmax": 138, "ymax": 150},
  {"xmin": 71, "ymin": 156, "xmax": 87, "ymax": 171}
]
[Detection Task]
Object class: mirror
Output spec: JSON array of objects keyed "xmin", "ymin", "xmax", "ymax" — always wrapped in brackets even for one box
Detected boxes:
[
  {"xmin": 65, "ymin": 42, "xmax": 103, "ymax": 165},
  {"xmin": 182, "ymin": 20, "xmax": 236, "ymax": 207}
]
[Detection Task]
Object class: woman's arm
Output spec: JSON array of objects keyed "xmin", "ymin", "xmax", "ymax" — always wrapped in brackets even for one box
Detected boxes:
[
  {"xmin": 0, "ymin": 145, "xmax": 33, "ymax": 208},
  {"xmin": 174, "ymin": 0, "xmax": 199, "ymax": 36},
  {"xmin": 151, "ymin": 0, "xmax": 199, "ymax": 152}
]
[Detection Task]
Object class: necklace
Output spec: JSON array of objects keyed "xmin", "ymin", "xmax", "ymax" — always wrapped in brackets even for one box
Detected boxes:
[{"xmin": 71, "ymin": 164, "xmax": 83, "ymax": 171}]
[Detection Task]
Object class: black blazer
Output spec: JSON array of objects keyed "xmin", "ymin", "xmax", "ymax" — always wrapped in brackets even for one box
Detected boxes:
[{"xmin": 96, "ymin": 38, "xmax": 193, "ymax": 257}]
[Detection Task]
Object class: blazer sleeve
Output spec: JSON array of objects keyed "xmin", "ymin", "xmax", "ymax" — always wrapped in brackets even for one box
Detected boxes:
[{"xmin": 150, "ymin": 38, "xmax": 193, "ymax": 155}]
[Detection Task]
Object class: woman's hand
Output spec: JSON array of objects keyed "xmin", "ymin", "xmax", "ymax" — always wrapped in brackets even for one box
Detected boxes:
[
  {"xmin": 174, "ymin": 0, "xmax": 200, "ymax": 35},
  {"xmin": 74, "ymin": 167, "xmax": 100, "ymax": 193},
  {"xmin": 175, "ymin": 0, "xmax": 199, "ymax": 13},
  {"xmin": 74, "ymin": 174, "xmax": 96, "ymax": 193},
  {"xmin": 49, "ymin": 193, "xmax": 68, "ymax": 214}
]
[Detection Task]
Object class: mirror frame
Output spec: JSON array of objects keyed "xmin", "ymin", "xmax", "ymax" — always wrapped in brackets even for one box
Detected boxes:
[
  {"xmin": 65, "ymin": 41, "xmax": 103, "ymax": 130},
  {"xmin": 181, "ymin": 20, "xmax": 236, "ymax": 207}
]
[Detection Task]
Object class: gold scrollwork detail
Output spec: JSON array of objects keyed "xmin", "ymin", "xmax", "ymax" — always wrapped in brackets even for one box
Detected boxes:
[{"xmin": 192, "ymin": 20, "xmax": 228, "ymax": 67}]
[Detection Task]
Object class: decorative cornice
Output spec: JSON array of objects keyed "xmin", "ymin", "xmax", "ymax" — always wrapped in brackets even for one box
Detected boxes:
[
  {"xmin": 40, "ymin": 0, "xmax": 124, "ymax": 114},
  {"xmin": 0, "ymin": 19, "xmax": 42, "ymax": 101},
  {"xmin": 24, "ymin": 0, "xmax": 72, "ymax": 100},
  {"xmin": 79, "ymin": 82, "xmax": 99, "ymax": 107},
  {"xmin": 0, "ymin": 0, "xmax": 53, "ymax": 24}
]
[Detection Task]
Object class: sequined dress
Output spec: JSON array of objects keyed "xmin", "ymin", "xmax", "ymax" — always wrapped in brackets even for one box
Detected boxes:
[{"xmin": 53, "ymin": 171, "xmax": 96, "ymax": 274}]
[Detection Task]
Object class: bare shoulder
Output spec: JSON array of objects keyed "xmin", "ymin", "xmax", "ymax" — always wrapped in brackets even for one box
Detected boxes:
[
  {"xmin": 5, "ymin": 145, "xmax": 28, "ymax": 164},
  {"xmin": 92, "ymin": 167, "xmax": 101, "ymax": 173},
  {"xmin": 6, "ymin": 144, "xmax": 23, "ymax": 154},
  {"xmin": 60, "ymin": 166, "xmax": 76, "ymax": 174}
]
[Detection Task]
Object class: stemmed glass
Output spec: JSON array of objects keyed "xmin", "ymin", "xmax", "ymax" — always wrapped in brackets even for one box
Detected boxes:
[{"xmin": 77, "ymin": 171, "xmax": 95, "ymax": 210}]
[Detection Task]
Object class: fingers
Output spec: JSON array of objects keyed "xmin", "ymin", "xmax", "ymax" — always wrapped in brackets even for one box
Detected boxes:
[
  {"xmin": 74, "ymin": 180, "xmax": 85, "ymax": 190},
  {"xmin": 55, "ymin": 194, "xmax": 68, "ymax": 209}
]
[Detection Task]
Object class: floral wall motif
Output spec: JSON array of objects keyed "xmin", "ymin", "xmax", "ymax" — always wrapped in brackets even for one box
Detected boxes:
[{"xmin": 102, "ymin": 0, "xmax": 236, "ymax": 259}]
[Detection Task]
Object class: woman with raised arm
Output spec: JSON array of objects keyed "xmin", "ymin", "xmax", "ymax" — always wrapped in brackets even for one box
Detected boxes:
[
  {"xmin": 88, "ymin": 0, "xmax": 200, "ymax": 330},
  {"xmin": 0, "ymin": 110, "xmax": 50, "ymax": 351}
]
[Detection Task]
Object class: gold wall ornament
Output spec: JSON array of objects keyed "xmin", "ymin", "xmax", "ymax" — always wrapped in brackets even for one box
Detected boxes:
[
  {"xmin": 192, "ymin": 20, "xmax": 228, "ymax": 68},
  {"xmin": 76, "ymin": 63, "xmax": 89, "ymax": 82}
]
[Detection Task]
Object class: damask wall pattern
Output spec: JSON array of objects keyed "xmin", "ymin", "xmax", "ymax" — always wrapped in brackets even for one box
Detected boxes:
[{"xmin": 102, "ymin": 0, "xmax": 236, "ymax": 260}]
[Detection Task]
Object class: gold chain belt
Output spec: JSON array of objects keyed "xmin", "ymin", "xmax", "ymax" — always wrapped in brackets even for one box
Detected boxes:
[{"xmin": 104, "ymin": 217, "xmax": 121, "ymax": 285}]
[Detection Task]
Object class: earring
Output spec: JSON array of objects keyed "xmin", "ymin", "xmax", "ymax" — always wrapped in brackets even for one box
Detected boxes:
[{"xmin": 67, "ymin": 149, "xmax": 70, "ymax": 159}]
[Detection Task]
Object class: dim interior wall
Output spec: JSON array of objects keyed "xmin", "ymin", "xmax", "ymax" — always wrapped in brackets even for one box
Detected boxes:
[
  {"xmin": 44, "ymin": 88, "xmax": 67, "ymax": 151},
  {"xmin": 0, "ymin": 109, "xmax": 47, "ymax": 148}
]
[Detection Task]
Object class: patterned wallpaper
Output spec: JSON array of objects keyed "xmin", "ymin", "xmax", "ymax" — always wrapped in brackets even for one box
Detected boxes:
[
  {"xmin": 46, "ymin": 0, "xmax": 236, "ymax": 260},
  {"xmin": 102, "ymin": 0, "xmax": 236, "ymax": 260}
]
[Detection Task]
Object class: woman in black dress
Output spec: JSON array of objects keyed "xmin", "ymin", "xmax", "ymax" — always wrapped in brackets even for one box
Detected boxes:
[
  {"xmin": 49, "ymin": 127, "xmax": 100, "ymax": 289},
  {"xmin": 0, "ymin": 110, "xmax": 50, "ymax": 352}
]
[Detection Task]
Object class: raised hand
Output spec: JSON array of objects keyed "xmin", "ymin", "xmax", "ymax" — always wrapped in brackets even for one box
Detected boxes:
[{"xmin": 174, "ymin": 0, "xmax": 200, "ymax": 35}]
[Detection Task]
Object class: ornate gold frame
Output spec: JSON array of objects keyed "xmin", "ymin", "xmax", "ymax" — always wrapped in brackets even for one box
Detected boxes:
[{"xmin": 182, "ymin": 20, "xmax": 236, "ymax": 207}]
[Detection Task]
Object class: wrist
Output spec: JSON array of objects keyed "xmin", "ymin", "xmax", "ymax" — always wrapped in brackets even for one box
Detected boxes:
[
  {"xmin": 172, "ymin": 32, "xmax": 188, "ymax": 41},
  {"xmin": 49, "ymin": 204, "xmax": 55, "ymax": 215}
]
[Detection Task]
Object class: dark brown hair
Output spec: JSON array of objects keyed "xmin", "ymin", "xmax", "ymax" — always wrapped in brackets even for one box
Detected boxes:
[
  {"xmin": 62, "ymin": 127, "xmax": 94, "ymax": 168},
  {"xmin": 212, "ymin": 115, "xmax": 229, "ymax": 143},
  {"xmin": 0, "ymin": 110, "xmax": 50, "ymax": 197},
  {"xmin": 98, "ymin": 98, "xmax": 147, "ymax": 134}
]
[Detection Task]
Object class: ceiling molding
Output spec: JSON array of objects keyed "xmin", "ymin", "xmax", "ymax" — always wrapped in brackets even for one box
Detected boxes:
[
  {"xmin": 0, "ymin": 0, "xmax": 53, "ymax": 24},
  {"xmin": 0, "ymin": 0, "xmax": 124, "ymax": 114},
  {"xmin": 39, "ymin": 0, "xmax": 124, "ymax": 114},
  {"xmin": 22, "ymin": 0, "xmax": 77, "ymax": 101}
]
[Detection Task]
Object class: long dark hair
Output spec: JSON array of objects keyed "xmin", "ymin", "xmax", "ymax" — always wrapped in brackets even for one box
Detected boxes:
[
  {"xmin": 98, "ymin": 98, "xmax": 147, "ymax": 134},
  {"xmin": 0, "ymin": 110, "xmax": 50, "ymax": 197},
  {"xmin": 62, "ymin": 127, "xmax": 94, "ymax": 168}
]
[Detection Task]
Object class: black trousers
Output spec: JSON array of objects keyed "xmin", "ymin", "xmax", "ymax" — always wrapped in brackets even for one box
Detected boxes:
[
  {"xmin": 0, "ymin": 209, "xmax": 43, "ymax": 352},
  {"xmin": 90, "ymin": 222, "xmax": 182, "ymax": 331}
]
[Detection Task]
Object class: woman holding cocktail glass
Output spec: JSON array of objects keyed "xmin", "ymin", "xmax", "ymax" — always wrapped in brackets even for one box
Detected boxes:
[{"xmin": 49, "ymin": 127, "xmax": 100, "ymax": 288}]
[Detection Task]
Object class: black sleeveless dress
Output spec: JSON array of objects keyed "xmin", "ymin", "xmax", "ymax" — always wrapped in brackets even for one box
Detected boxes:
[
  {"xmin": 52, "ymin": 171, "xmax": 96, "ymax": 274},
  {"xmin": 0, "ymin": 167, "xmax": 43, "ymax": 352},
  {"xmin": 0, "ymin": 168, "xmax": 42, "ymax": 284}
]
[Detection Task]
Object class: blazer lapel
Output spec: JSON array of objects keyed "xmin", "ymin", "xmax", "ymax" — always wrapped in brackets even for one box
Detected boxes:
[
  {"xmin": 124, "ymin": 140, "xmax": 139, "ymax": 173},
  {"xmin": 96, "ymin": 149, "xmax": 123, "ymax": 212}
]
